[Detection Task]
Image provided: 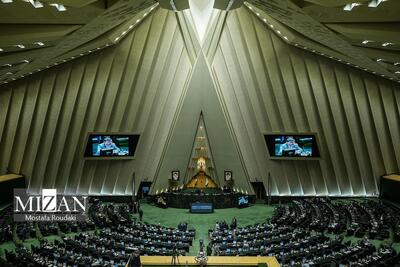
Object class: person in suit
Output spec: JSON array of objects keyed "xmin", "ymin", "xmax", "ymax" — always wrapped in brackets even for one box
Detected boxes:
[
  {"xmin": 128, "ymin": 249, "xmax": 141, "ymax": 267},
  {"xmin": 231, "ymin": 217, "xmax": 237, "ymax": 229},
  {"xmin": 138, "ymin": 209, "xmax": 143, "ymax": 221},
  {"xmin": 96, "ymin": 136, "xmax": 121, "ymax": 156},
  {"xmin": 278, "ymin": 136, "xmax": 303, "ymax": 156}
]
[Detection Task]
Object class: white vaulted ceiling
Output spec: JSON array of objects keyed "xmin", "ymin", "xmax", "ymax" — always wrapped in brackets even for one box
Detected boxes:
[{"xmin": 0, "ymin": 0, "xmax": 399, "ymax": 196}]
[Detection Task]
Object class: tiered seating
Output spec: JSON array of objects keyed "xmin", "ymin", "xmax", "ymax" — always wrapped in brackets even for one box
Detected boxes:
[
  {"xmin": 209, "ymin": 198, "xmax": 400, "ymax": 266},
  {"xmin": 2, "ymin": 200, "xmax": 196, "ymax": 266},
  {"xmin": 15, "ymin": 222, "xmax": 36, "ymax": 241},
  {"xmin": 0, "ymin": 205, "xmax": 13, "ymax": 243},
  {"xmin": 272, "ymin": 198, "xmax": 398, "ymax": 240}
]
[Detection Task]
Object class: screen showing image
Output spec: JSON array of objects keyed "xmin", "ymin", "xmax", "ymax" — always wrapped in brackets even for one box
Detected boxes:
[
  {"xmin": 142, "ymin": 186, "xmax": 150, "ymax": 194},
  {"xmin": 264, "ymin": 134, "xmax": 320, "ymax": 158},
  {"xmin": 238, "ymin": 196, "xmax": 249, "ymax": 205},
  {"xmin": 84, "ymin": 134, "xmax": 140, "ymax": 158},
  {"xmin": 171, "ymin": 171, "xmax": 180, "ymax": 181}
]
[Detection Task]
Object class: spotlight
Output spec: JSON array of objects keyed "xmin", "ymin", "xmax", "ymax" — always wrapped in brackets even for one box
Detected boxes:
[
  {"xmin": 343, "ymin": 3, "xmax": 361, "ymax": 11},
  {"xmin": 49, "ymin": 3, "xmax": 66, "ymax": 11},
  {"xmin": 368, "ymin": 0, "xmax": 383, "ymax": 7}
]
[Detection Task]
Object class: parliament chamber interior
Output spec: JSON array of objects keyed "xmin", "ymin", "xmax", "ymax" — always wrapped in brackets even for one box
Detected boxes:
[{"xmin": 0, "ymin": 0, "xmax": 400, "ymax": 266}]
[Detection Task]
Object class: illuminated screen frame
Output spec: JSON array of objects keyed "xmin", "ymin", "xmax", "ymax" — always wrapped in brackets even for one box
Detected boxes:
[
  {"xmin": 84, "ymin": 132, "xmax": 140, "ymax": 160},
  {"xmin": 264, "ymin": 132, "xmax": 321, "ymax": 160}
]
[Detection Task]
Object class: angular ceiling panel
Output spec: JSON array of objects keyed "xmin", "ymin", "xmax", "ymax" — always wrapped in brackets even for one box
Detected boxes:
[{"xmin": 152, "ymin": 52, "xmax": 252, "ymax": 193}]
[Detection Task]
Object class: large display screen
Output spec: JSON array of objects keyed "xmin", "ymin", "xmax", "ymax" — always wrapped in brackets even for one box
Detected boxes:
[
  {"xmin": 264, "ymin": 134, "xmax": 320, "ymax": 159},
  {"xmin": 84, "ymin": 133, "xmax": 140, "ymax": 159}
]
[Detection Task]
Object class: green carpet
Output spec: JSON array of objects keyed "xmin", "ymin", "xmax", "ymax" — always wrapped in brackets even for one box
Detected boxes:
[{"xmin": 136, "ymin": 203, "xmax": 276, "ymax": 255}]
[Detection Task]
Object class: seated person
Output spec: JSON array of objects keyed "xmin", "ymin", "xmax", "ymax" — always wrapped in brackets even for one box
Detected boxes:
[
  {"xmin": 96, "ymin": 137, "xmax": 121, "ymax": 156},
  {"xmin": 156, "ymin": 196, "xmax": 167, "ymax": 208},
  {"xmin": 278, "ymin": 137, "xmax": 303, "ymax": 156}
]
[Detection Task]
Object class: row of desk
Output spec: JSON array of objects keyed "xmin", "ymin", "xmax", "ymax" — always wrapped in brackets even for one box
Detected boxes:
[{"xmin": 132, "ymin": 256, "xmax": 279, "ymax": 266}]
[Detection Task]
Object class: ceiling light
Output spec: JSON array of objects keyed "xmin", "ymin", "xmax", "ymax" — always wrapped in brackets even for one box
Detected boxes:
[
  {"xmin": 362, "ymin": 40, "xmax": 373, "ymax": 44},
  {"xmin": 15, "ymin": 44, "xmax": 25, "ymax": 49},
  {"xmin": 21, "ymin": 59, "xmax": 29, "ymax": 63},
  {"xmin": 28, "ymin": 0, "xmax": 43, "ymax": 8},
  {"xmin": 394, "ymin": 62, "xmax": 400, "ymax": 66},
  {"xmin": 382, "ymin": 42, "xmax": 394, "ymax": 47},
  {"xmin": 114, "ymin": 37, "xmax": 120, "ymax": 42},
  {"xmin": 368, "ymin": 0, "xmax": 383, "ymax": 7},
  {"xmin": 0, "ymin": 48, "xmax": 3, "ymax": 51},
  {"xmin": 276, "ymin": 30, "xmax": 281, "ymax": 35},
  {"xmin": 49, "ymin": 3, "xmax": 66, "ymax": 11},
  {"xmin": 283, "ymin": 36, "xmax": 288, "ymax": 40},
  {"xmin": 129, "ymin": 25, "xmax": 133, "ymax": 29},
  {"xmin": 6, "ymin": 72, "xmax": 13, "ymax": 75},
  {"xmin": 344, "ymin": 3, "xmax": 362, "ymax": 11},
  {"xmin": 136, "ymin": 19, "xmax": 140, "ymax": 23},
  {"xmin": 396, "ymin": 71, "xmax": 400, "ymax": 74},
  {"xmin": 2, "ymin": 64, "xmax": 12, "ymax": 67},
  {"xmin": 376, "ymin": 58, "xmax": 384, "ymax": 62},
  {"xmin": 1, "ymin": 0, "xmax": 13, "ymax": 3},
  {"xmin": 34, "ymin": 42, "xmax": 44, "ymax": 46}
]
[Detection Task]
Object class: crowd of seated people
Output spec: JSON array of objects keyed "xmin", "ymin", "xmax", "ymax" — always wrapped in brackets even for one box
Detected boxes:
[
  {"xmin": 272, "ymin": 198, "xmax": 398, "ymax": 240},
  {"xmin": 15, "ymin": 222, "xmax": 36, "ymax": 241},
  {"xmin": 2, "ymin": 200, "xmax": 195, "ymax": 266},
  {"xmin": 177, "ymin": 222, "xmax": 188, "ymax": 231},
  {"xmin": 0, "ymin": 206, "xmax": 13, "ymax": 244},
  {"xmin": 213, "ymin": 218, "xmax": 237, "ymax": 231},
  {"xmin": 209, "ymin": 198, "xmax": 400, "ymax": 266}
]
